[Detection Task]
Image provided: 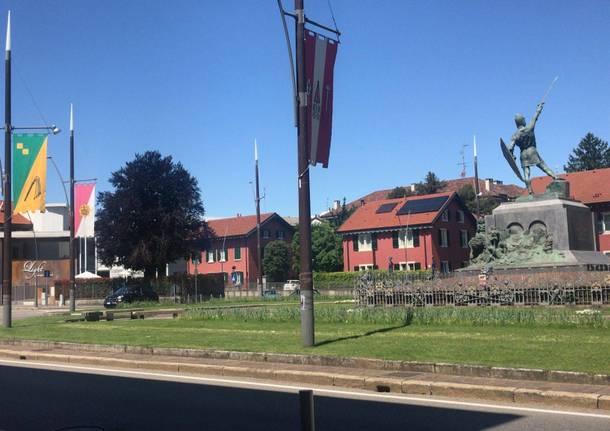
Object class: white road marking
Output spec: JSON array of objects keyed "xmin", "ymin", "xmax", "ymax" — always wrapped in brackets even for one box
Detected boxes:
[{"xmin": 1, "ymin": 358, "xmax": 609, "ymax": 420}]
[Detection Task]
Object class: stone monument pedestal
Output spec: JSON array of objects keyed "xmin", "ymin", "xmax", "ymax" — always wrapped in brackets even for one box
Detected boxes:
[
  {"xmin": 485, "ymin": 197, "xmax": 595, "ymax": 252},
  {"xmin": 469, "ymin": 179, "xmax": 610, "ymax": 270}
]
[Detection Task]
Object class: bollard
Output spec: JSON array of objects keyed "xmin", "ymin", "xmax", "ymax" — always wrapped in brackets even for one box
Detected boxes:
[{"xmin": 299, "ymin": 390, "xmax": 315, "ymax": 431}]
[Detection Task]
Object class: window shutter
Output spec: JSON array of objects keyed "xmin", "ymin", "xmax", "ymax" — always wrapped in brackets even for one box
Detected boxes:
[
  {"xmin": 447, "ymin": 210, "xmax": 451, "ymax": 221},
  {"xmin": 447, "ymin": 230, "xmax": 451, "ymax": 247},
  {"xmin": 353, "ymin": 236, "xmax": 359, "ymax": 252},
  {"xmin": 413, "ymin": 230, "xmax": 420, "ymax": 247},
  {"xmin": 392, "ymin": 231, "xmax": 399, "ymax": 249},
  {"xmin": 438, "ymin": 229, "xmax": 442, "ymax": 246},
  {"xmin": 372, "ymin": 234, "xmax": 378, "ymax": 251}
]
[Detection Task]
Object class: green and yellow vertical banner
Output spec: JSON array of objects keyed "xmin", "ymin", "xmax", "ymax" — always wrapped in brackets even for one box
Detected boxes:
[{"xmin": 12, "ymin": 133, "xmax": 48, "ymax": 213}]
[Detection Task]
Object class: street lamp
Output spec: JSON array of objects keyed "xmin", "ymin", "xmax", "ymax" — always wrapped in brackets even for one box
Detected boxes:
[{"xmin": 2, "ymin": 12, "xmax": 62, "ymax": 327}]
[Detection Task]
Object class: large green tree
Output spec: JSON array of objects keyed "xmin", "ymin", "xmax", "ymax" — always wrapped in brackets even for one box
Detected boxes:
[
  {"xmin": 386, "ymin": 186, "xmax": 412, "ymax": 199},
  {"xmin": 457, "ymin": 183, "xmax": 499, "ymax": 216},
  {"xmin": 415, "ymin": 171, "xmax": 446, "ymax": 195},
  {"xmin": 96, "ymin": 151, "xmax": 204, "ymax": 278},
  {"xmin": 263, "ymin": 240, "xmax": 292, "ymax": 282},
  {"xmin": 564, "ymin": 133, "xmax": 610, "ymax": 172},
  {"xmin": 292, "ymin": 222, "xmax": 344, "ymax": 273}
]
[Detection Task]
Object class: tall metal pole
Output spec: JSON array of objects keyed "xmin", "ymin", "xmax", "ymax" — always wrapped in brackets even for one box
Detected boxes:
[
  {"xmin": 254, "ymin": 139, "xmax": 263, "ymax": 295},
  {"xmin": 69, "ymin": 104, "xmax": 76, "ymax": 312},
  {"xmin": 473, "ymin": 135, "xmax": 481, "ymax": 218},
  {"xmin": 2, "ymin": 11, "xmax": 12, "ymax": 327},
  {"xmin": 295, "ymin": 0, "xmax": 314, "ymax": 347}
]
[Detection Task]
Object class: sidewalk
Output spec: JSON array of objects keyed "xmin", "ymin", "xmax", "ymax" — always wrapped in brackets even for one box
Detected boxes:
[{"xmin": 0, "ymin": 340, "xmax": 608, "ymax": 412}]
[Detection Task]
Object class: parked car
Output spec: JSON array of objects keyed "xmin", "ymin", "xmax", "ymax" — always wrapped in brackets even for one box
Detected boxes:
[
  {"xmin": 283, "ymin": 280, "xmax": 300, "ymax": 291},
  {"xmin": 103, "ymin": 285, "xmax": 159, "ymax": 308}
]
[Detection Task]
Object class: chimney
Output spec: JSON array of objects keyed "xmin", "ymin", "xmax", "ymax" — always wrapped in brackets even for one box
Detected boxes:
[
  {"xmin": 484, "ymin": 179, "xmax": 492, "ymax": 192},
  {"xmin": 360, "ymin": 199, "xmax": 365, "ymax": 207},
  {"xmin": 409, "ymin": 184, "xmax": 416, "ymax": 192},
  {"xmin": 333, "ymin": 200, "xmax": 341, "ymax": 211}
]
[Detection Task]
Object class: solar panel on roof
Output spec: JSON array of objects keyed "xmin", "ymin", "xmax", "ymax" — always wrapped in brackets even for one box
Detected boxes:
[
  {"xmin": 375, "ymin": 202, "xmax": 398, "ymax": 214},
  {"xmin": 396, "ymin": 196, "xmax": 448, "ymax": 216}
]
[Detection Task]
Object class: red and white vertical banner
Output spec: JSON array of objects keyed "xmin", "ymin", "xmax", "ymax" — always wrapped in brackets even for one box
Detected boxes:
[
  {"xmin": 304, "ymin": 30, "xmax": 338, "ymax": 168},
  {"xmin": 75, "ymin": 183, "xmax": 95, "ymax": 238}
]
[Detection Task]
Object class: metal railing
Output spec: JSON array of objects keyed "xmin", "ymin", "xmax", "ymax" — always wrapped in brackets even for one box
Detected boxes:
[{"xmin": 354, "ymin": 270, "xmax": 610, "ymax": 307}]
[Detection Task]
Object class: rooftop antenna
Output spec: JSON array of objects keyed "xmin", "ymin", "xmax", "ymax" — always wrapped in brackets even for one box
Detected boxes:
[{"xmin": 458, "ymin": 143, "xmax": 469, "ymax": 178}]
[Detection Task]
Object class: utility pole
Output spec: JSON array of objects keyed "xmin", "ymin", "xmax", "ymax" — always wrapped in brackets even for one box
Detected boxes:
[
  {"xmin": 69, "ymin": 104, "xmax": 75, "ymax": 311},
  {"xmin": 2, "ymin": 12, "xmax": 11, "ymax": 327},
  {"xmin": 254, "ymin": 139, "xmax": 263, "ymax": 295},
  {"xmin": 295, "ymin": 0, "xmax": 314, "ymax": 347}
]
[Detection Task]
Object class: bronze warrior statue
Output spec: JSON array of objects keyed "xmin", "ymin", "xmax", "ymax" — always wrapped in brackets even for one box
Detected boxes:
[
  {"xmin": 500, "ymin": 77, "xmax": 559, "ymax": 194},
  {"xmin": 507, "ymin": 102, "xmax": 558, "ymax": 193}
]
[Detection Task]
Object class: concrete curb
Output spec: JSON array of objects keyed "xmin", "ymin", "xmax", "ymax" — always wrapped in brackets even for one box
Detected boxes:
[
  {"xmin": 0, "ymin": 347, "xmax": 607, "ymax": 412},
  {"xmin": 1, "ymin": 338, "xmax": 607, "ymax": 386}
]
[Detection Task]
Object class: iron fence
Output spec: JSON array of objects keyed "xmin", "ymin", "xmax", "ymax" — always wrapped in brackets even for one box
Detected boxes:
[{"xmin": 354, "ymin": 270, "xmax": 610, "ymax": 307}]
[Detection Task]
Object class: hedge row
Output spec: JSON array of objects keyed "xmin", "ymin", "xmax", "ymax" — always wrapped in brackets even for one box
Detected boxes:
[{"xmin": 313, "ymin": 270, "xmax": 432, "ymax": 289}]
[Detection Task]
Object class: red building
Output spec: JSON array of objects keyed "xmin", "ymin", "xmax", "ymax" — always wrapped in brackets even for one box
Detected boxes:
[
  {"xmin": 337, "ymin": 192, "xmax": 476, "ymax": 273},
  {"xmin": 531, "ymin": 168, "xmax": 610, "ymax": 256},
  {"xmin": 188, "ymin": 212, "xmax": 294, "ymax": 286}
]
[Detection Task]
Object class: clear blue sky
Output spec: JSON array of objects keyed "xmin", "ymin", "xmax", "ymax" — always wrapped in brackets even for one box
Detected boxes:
[{"xmin": 3, "ymin": 0, "xmax": 610, "ymax": 218}]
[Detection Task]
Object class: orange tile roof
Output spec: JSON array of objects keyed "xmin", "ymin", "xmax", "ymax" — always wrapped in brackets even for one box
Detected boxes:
[
  {"xmin": 337, "ymin": 192, "xmax": 455, "ymax": 233},
  {"xmin": 530, "ymin": 168, "xmax": 610, "ymax": 205},
  {"xmin": 206, "ymin": 213, "xmax": 276, "ymax": 238},
  {"xmin": 346, "ymin": 178, "xmax": 524, "ymax": 209},
  {"xmin": 0, "ymin": 210, "xmax": 33, "ymax": 226}
]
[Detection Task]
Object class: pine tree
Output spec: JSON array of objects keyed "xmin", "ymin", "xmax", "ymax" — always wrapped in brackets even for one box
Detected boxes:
[
  {"xmin": 415, "ymin": 171, "xmax": 446, "ymax": 195},
  {"xmin": 564, "ymin": 133, "xmax": 610, "ymax": 172}
]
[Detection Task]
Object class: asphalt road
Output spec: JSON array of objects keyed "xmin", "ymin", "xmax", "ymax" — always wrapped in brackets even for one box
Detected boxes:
[{"xmin": 0, "ymin": 361, "xmax": 608, "ymax": 431}]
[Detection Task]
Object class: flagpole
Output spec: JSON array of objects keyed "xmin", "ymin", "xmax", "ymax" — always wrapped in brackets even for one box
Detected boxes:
[
  {"xmin": 295, "ymin": 0, "xmax": 315, "ymax": 347},
  {"xmin": 2, "ymin": 11, "xmax": 12, "ymax": 327},
  {"xmin": 69, "ymin": 104, "xmax": 76, "ymax": 311},
  {"xmin": 254, "ymin": 139, "xmax": 263, "ymax": 295},
  {"xmin": 473, "ymin": 135, "xmax": 481, "ymax": 218}
]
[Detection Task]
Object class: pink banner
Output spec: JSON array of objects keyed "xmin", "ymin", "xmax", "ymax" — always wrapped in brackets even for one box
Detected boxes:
[
  {"xmin": 304, "ymin": 30, "xmax": 338, "ymax": 168},
  {"xmin": 75, "ymin": 183, "xmax": 95, "ymax": 238}
]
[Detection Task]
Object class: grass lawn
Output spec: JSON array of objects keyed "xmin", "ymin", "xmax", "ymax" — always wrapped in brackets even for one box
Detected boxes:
[{"xmin": 1, "ymin": 305, "xmax": 609, "ymax": 375}]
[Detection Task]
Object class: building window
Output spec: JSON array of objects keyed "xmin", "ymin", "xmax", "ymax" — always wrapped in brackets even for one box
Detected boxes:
[
  {"xmin": 441, "ymin": 210, "xmax": 449, "ymax": 222},
  {"xmin": 603, "ymin": 251, "xmax": 610, "ymax": 256},
  {"xmin": 603, "ymin": 212, "xmax": 610, "ymax": 233},
  {"xmin": 357, "ymin": 233, "xmax": 373, "ymax": 251},
  {"xmin": 439, "ymin": 228, "xmax": 448, "ymax": 248},
  {"xmin": 394, "ymin": 262, "xmax": 421, "ymax": 271},
  {"xmin": 234, "ymin": 246, "xmax": 241, "ymax": 261},
  {"xmin": 357, "ymin": 264, "xmax": 374, "ymax": 271},
  {"xmin": 206, "ymin": 250, "xmax": 215, "ymax": 263},
  {"xmin": 398, "ymin": 229, "xmax": 419, "ymax": 248},
  {"xmin": 262, "ymin": 229, "xmax": 270, "ymax": 239},
  {"xmin": 457, "ymin": 210, "xmax": 465, "ymax": 223},
  {"xmin": 440, "ymin": 260, "xmax": 450, "ymax": 273},
  {"xmin": 218, "ymin": 249, "xmax": 227, "ymax": 262},
  {"xmin": 460, "ymin": 230, "xmax": 469, "ymax": 248},
  {"xmin": 276, "ymin": 230, "xmax": 285, "ymax": 240}
]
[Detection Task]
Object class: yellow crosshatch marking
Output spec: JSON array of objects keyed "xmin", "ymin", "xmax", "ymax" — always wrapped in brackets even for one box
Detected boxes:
[
  {"xmin": 22, "ymin": 149, "xmax": 29, "ymax": 155},
  {"xmin": 16, "ymin": 142, "xmax": 23, "ymax": 149}
]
